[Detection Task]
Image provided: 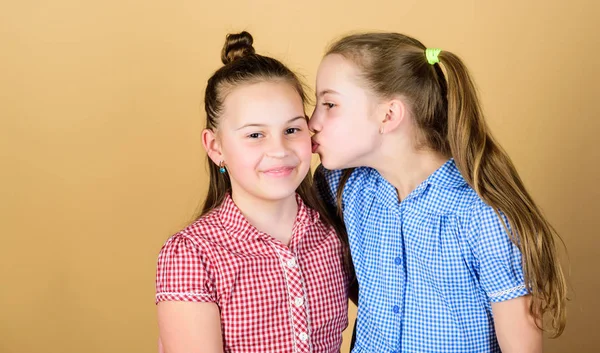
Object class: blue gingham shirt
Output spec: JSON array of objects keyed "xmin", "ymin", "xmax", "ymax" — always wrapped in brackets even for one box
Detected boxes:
[{"xmin": 315, "ymin": 159, "xmax": 528, "ymax": 353}]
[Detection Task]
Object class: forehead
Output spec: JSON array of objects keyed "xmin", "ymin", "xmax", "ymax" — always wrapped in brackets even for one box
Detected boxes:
[
  {"xmin": 316, "ymin": 54, "xmax": 363, "ymax": 90},
  {"xmin": 223, "ymin": 80, "xmax": 304, "ymax": 118}
]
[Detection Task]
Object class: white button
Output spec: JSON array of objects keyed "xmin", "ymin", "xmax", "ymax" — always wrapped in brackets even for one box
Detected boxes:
[
  {"xmin": 294, "ymin": 297, "xmax": 304, "ymax": 307},
  {"xmin": 298, "ymin": 332, "xmax": 309, "ymax": 342},
  {"xmin": 286, "ymin": 258, "xmax": 297, "ymax": 268}
]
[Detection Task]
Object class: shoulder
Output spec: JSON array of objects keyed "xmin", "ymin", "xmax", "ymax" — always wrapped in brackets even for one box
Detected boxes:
[
  {"xmin": 453, "ymin": 192, "xmax": 518, "ymax": 259},
  {"xmin": 314, "ymin": 165, "xmax": 378, "ymax": 196},
  {"xmin": 160, "ymin": 210, "xmax": 226, "ymax": 257}
]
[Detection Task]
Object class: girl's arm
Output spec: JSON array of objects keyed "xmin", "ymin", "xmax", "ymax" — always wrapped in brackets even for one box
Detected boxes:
[
  {"xmin": 492, "ymin": 295, "xmax": 542, "ymax": 353},
  {"xmin": 467, "ymin": 202, "xmax": 542, "ymax": 352},
  {"xmin": 157, "ymin": 301, "xmax": 223, "ymax": 353}
]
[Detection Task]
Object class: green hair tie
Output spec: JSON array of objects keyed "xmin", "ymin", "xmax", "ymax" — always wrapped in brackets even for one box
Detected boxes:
[{"xmin": 426, "ymin": 48, "xmax": 442, "ymax": 65}]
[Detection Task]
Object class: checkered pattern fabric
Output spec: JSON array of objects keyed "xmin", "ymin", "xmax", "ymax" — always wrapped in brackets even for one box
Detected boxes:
[
  {"xmin": 156, "ymin": 193, "xmax": 349, "ymax": 352},
  {"xmin": 315, "ymin": 159, "xmax": 528, "ymax": 353}
]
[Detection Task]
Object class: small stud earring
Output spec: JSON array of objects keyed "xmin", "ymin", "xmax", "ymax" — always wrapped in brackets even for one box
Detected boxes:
[
  {"xmin": 218, "ymin": 161, "xmax": 226, "ymax": 174},
  {"xmin": 379, "ymin": 126, "xmax": 384, "ymax": 134}
]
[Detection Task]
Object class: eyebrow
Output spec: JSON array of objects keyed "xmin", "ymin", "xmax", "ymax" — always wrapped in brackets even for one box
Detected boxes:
[
  {"xmin": 235, "ymin": 116, "xmax": 306, "ymax": 130},
  {"xmin": 317, "ymin": 89, "xmax": 340, "ymax": 98}
]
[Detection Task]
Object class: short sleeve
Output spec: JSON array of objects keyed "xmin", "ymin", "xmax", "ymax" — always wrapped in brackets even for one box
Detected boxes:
[
  {"xmin": 155, "ymin": 233, "xmax": 216, "ymax": 304},
  {"xmin": 469, "ymin": 203, "xmax": 528, "ymax": 303},
  {"xmin": 314, "ymin": 164, "xmax": 343, "ymax": 209}
]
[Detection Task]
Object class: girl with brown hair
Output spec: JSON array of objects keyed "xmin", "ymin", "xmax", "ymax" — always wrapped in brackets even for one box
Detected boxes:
[{"xmin": 156, "ymin": 31, "xmax": 350, "ymax": 353}]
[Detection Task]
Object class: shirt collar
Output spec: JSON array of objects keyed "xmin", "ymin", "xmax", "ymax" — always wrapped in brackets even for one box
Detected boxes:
[
  {"xmin": 218, "ymin": 193, "xmax": 319, "ymax": 241},
  {"xmin": 425, "ymin": 158, "xmax": 467, "ymax": 188},
  {"xmin": 376, "ymin": 158, "xmax": 467, "ymax": 206},
  {"xmin": 408, "ymin": 158, "xmax": 465, "ymax": 197}
]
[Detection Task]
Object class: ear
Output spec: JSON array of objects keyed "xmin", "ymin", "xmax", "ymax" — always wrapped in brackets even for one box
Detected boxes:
[
  {"xmin": 202, "ymin": 128, "xmax": 223, "ymax": 166},
  {"xmin": 379, "ymin": 98, "xmax": 407, "ymax": 134}
]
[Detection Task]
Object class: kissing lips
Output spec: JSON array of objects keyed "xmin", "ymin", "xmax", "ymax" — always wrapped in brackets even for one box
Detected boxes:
[{"xmin": 311, "ymin": 140, "xmax": 320, "ymax": 153}]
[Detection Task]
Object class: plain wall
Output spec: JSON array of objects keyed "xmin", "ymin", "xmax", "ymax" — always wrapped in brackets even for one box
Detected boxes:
[{"xmin": 1, "ymin": 0, "xmax": 598, "ymax": 352}]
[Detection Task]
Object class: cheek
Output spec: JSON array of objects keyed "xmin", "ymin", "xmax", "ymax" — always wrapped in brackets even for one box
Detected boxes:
[
  {"xmin": 223, "ymin": 141, "xmax": 261, "ymax": 169},
  {"xmin": 324, "ymin": 115, "xmax": 353, "ymax": 142},
  {"xmin": 335, "ymin": 105, "xmax": 372, "ymax": 135},
  {"xmin": 293, "ymin": 135, "xmax": 313, "ymax": 161},
  {"xmin": 326, "ymin": 113, "xmax": 376, "ymax": 155}
]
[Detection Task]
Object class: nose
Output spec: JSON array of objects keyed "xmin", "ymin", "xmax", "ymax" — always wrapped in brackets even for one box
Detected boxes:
[
  {"xmin": 265, "ymin": 134, "xmax": 288, "ymax": 158},
  {"xmin": 308, "ymin": 110, "xmax": 321, "ymax": 133}
]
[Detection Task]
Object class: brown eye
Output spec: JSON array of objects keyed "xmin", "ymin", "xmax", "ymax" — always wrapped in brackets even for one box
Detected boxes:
[{"xmin": 285, "ymin": 128, "xmax": 300, "ymax": 135}]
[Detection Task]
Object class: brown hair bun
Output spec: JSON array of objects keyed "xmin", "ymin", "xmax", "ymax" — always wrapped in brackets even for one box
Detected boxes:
[{"xmin": 221, "ymin": 31, "xmax": 256, "ymax": 65}]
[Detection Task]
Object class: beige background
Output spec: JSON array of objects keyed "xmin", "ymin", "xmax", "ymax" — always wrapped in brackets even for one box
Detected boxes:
[{"xmin": 1, "ymin": 0, "xmax": 598, "ymax": 352}]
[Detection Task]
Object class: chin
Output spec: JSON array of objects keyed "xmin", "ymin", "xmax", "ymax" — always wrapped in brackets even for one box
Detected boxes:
[
  {"xmin": 261, "ymin": 188, "xmax": 299, "ymax": 202},
  {"xmin": 319, "ymin": 155, "xmax": 345, "ymax": 171},
  {"xmin": 257, "ymin": 179, "xmax": 303, "ymax": 200}
]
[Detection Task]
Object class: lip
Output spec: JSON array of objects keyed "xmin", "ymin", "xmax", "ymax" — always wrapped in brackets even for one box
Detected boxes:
[
  {"xmin": 311, "ymin": 140, "xmax": 320, "ymax": 153},
  {"xmin": 262, "ymin": 166, "xmax": 296, "ymax": 177}
]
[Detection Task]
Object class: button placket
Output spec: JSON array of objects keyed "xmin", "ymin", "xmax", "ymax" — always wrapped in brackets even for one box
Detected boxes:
[
  {"xmin": 276, "ymin": 245, "xmax": 311, "ymax": 353},
  {"xmin": 392, "ymin": 195, "xmax": 406, "ymax": 333}
]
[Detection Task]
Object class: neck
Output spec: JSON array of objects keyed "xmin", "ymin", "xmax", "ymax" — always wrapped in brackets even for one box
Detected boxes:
[
  {"xmin": 371, "ymin": 136, "xmax": 449, "ymax": 200},
  {"xmin": 230, "ymin": 189, "xmax": 298, "ymax": 244}
]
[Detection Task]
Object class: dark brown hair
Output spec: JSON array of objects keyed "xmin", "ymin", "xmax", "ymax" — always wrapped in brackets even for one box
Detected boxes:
[
  {"xmin": 328, "ymin": 32, "xmax": 566, "ymax": 336},
  {"xmin": 197, "ymin": 31, "xmax": 352, "ymax": 275}
]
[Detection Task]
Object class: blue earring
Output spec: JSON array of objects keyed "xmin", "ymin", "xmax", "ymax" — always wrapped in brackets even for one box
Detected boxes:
[{"xmin": 219, "ymin": 161, "xmax": 226, "ymax": 174}]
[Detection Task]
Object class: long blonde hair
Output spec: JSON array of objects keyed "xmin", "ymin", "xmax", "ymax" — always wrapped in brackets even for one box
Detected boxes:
[{"xmin": 328, "ymin": 32, "xmax": 566, "ymax": 336}]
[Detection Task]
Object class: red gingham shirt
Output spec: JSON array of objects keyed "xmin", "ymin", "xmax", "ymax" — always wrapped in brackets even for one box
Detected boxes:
[{"xmin": 156, "ymin": 193, "xmax": 349, "ymax": 352}]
